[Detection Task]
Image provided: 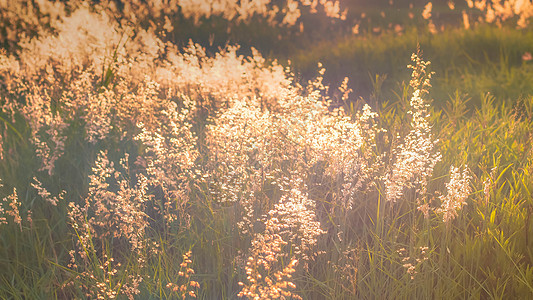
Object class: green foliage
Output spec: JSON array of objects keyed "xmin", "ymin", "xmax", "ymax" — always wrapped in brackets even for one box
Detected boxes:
[
  {"xmin": 291, "ymin": 25, "xmax": 533, "ymax": 108},
  {"xmin": 1, "ymin": 1, "xmax": 533, "ymax": 299}
]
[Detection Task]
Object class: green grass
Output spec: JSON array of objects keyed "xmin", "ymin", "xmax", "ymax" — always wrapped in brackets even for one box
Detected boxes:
[
  {"xmin": 1, "ymin": 1, "xmax": 533, "ymax": 299},
  {"xmin": 290, "ymin": 24, "xmax": 533, "ymax": 109}
]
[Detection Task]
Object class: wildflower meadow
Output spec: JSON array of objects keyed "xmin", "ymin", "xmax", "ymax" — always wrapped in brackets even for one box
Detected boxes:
[{"xmin": 0, "ymin": 0, "xmax": 532, "ymax": 299}]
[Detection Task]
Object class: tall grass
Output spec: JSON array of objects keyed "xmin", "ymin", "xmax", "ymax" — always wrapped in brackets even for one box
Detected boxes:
[
  {"xmin": 1, "ymin": 0, "xmax": 532, "ymax": 299},
  {"xmin": 291, "ymin": 24, "xmax": 533, "ymax": 107}
]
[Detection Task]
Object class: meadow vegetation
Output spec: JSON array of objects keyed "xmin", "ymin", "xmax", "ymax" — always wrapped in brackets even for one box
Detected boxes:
[{"xmin": 0, "ymin": 0, "xmax": 532, "ymax": 299}]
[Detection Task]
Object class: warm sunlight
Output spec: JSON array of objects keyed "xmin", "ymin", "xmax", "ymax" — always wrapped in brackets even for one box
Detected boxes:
[{"xmin": 1, "ymin": 0, "xmax": 532, "ymax": 298}]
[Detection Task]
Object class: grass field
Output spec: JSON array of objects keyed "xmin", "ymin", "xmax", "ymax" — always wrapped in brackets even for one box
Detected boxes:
[{"xmin": 1, "ymin": 0, "xmax": 532, "ymax": 299}]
